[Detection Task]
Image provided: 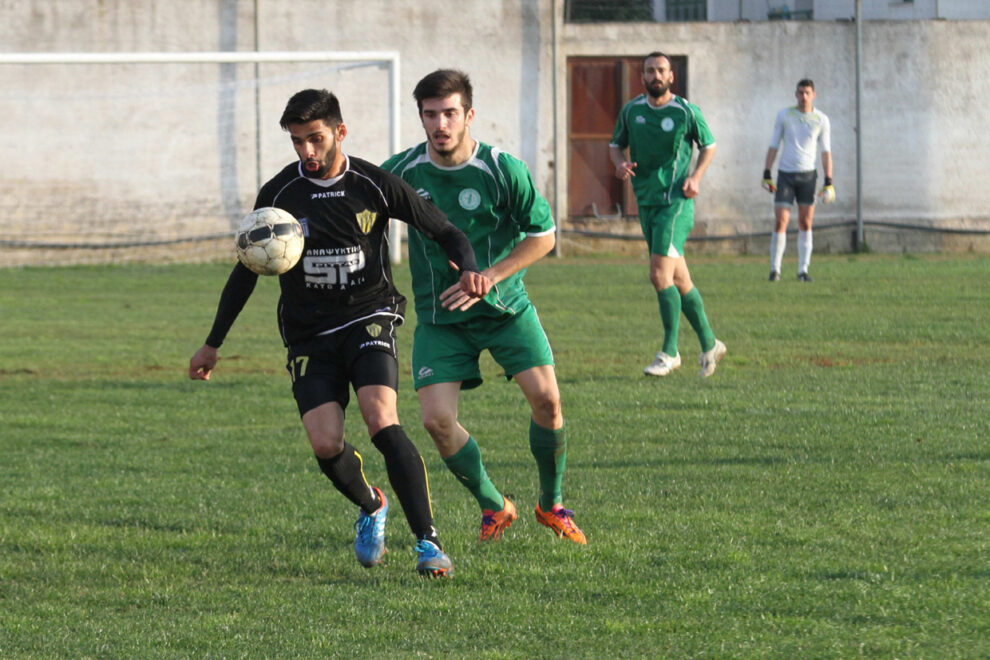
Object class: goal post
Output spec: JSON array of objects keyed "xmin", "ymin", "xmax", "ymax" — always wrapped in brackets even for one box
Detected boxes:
[{"xmin": 0, "ymin": 50, "xmax": 404, "ymax": 265}]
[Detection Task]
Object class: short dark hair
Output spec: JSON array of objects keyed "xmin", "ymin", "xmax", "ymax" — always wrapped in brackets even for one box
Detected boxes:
[
  {"xmin": 797, "ymin": 79, "xmax": 815, "ymax": 90},
  {"xmin": 413, "ymin": 69, "xmax": 473, "ymax": 113},
  {"xmin": 279, "ymin": 89, "xmax": 343, "ymax": 129},
  {"xmin": 643, "ymin": 51, "xmax": 671, "ymax": 70}
]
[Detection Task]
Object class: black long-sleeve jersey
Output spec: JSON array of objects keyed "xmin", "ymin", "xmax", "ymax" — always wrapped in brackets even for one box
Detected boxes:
[{"xmin": 205, "ymin": 154, "xmax": 478, "ymax": 348}]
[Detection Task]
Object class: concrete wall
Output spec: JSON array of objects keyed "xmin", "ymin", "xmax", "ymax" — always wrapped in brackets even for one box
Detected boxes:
[
  {"xmin": 557, "ymin": 14, "xmax": 990, "ymax": 252},
  {"xmin": 1, "ymin": 0, "xmax": 988, "ymax": 264},
  {"xmin": 0, "ymin": 0, "xmax": 557, "ymax": 266}
]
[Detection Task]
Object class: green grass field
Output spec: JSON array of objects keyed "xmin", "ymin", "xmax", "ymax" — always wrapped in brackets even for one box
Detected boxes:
[{"xmin": 1, "ymin": 254, "xmax": 988, "ymax": 658}]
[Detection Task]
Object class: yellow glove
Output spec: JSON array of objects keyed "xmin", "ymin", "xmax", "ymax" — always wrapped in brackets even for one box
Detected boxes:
[
  {"xmin": 761, "ymin": 169, "xmax": 776, "ymax": 193},
  {"xmin": 819, "ymin": 177, "xmax": 835, "ymax": 204}
]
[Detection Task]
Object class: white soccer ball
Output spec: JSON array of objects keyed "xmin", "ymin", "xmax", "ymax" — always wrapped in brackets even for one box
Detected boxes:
[{"xmin": 235, "ymin": 207, "xmax": 304, "ymax": 276}]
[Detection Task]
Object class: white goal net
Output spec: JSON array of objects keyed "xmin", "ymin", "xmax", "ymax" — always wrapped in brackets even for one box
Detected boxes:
[{"xmin": 0, "ymin": 52, "xmax": 398, "ymax": 266}]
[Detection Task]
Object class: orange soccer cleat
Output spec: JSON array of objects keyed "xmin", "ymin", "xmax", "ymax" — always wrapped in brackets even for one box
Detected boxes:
[
  {"xmin": 480, "ymin": 497, "xmax": 518, "ymax": 542},
  {"xmin": 535, "ymin": 504, "xmax": 587, "ymax": 545}
]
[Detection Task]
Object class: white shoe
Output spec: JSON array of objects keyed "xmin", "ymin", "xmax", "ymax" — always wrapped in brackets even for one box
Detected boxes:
[
  {"xmin": 698, "ymin": 339, "xmax": 727, "ymax": 377},
  {"xmin": 644, "ymin": 351, "xmax": 681, "ymax": 377}
]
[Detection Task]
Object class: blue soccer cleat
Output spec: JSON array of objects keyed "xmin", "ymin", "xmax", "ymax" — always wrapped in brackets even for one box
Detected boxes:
[
  {"xmin": 354, "ymin": 487, "xmax": 388, "ymax": 567},
  {"xmin": 414, "ymin": 539, "xmax": 453, "ymax": 578}
]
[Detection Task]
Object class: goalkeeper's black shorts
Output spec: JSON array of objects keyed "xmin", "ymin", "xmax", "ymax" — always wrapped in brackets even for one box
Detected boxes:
[{"xmin": 775, "ymin": 170, "xmax": 817, "ymax": 206}]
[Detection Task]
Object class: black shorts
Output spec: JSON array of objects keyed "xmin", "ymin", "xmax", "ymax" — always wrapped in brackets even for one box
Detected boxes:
[
  {"xmin": 774, "ymin": 170, "xmax": 817, "ymax": 207},
  {"xmin": 286, "ymin": 317, "xmax": 400, "ymax": 417}
]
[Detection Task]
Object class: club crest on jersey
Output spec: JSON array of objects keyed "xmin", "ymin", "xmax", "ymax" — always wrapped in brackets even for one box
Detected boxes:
[
  {"xmin": 661, "ymin": 117, "xmax": 675, "ymax": 132},
  {"xmin": 355, "ymin": 209, "xmax": 377, "ymax": 234},
  {"xmin": 458, "ymin": 188, "xmax": 481, "ymax": 211},
  {"xmin": 365, "ymin": 323, "xmax": 382, "ymax": 338}
]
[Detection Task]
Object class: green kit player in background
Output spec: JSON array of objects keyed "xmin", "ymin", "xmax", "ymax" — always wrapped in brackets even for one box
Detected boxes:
[
  {"xmin": 609, "ymin": 51, "xmax": 726, "ymax": 378},
  {"xmin": 383, "ymin": 69, "xmax": 586, "ymax": 545}
]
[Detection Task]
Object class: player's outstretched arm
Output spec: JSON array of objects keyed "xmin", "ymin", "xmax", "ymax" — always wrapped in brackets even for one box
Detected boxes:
[
  {"xmin": 189, "ymin": 344, "xmax": 219, "ymax": 381},
  {"xmin": 188, "ymin": 262, "xmax": 257, "ymax": 381}
]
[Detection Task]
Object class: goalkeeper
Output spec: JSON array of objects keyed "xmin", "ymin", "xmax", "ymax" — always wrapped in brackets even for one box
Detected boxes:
[{"xmin": 762, "ymin": 79, "xmax": 833, "ymax": 283}]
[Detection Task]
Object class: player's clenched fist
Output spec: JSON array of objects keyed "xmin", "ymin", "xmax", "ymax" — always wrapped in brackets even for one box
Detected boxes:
[{"xmin": 761, "ymin": 169, "xmax": 776, "ymax": 193}]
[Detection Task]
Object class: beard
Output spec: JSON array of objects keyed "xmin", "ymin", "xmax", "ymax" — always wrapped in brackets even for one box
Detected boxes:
[
  {"xmin": 645, "ymin": 80, "xmax": 669, "ymax": 99},
  {"xmin": 302, "ymin": 142, "xmax": 337, "ymax": 179}
]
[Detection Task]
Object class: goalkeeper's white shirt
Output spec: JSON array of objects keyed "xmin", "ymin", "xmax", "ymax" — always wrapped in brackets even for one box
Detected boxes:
[{"xmin": 769, "ymin": 106, "xmax": 831, "ymax": 173}]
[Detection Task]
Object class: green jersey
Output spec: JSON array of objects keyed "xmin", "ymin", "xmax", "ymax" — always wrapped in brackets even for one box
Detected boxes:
[
  {"xmin": 382, "ymin": 141, "xmax": 555, "ymax": 325},
  {"xmin": 610, "ymin": 94, "xmax": 715, "ymax": 206}
]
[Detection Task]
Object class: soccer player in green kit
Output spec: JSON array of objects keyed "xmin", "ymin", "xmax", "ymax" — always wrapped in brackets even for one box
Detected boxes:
[
  {"xmin": 609, "ymin": 52, "xmax": 726, "ymax": 378},
  {"xmin": 383, "ymin": 69, "xmax": 586, "ymax": 545}
]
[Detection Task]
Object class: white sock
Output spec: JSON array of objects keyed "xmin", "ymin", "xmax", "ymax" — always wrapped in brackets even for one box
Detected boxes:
[
  {"xmin": 797, "ymin": 230, "xmax": 813, "ymax": 274},
  {"xmin": 770, "ymin": 232, "xmax": 786, "ymax": 272}
]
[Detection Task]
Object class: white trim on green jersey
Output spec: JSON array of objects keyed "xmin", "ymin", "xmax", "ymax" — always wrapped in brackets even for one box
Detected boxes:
[
  {"xmin": 769, "ymin": 106, "xmax": 831, "ymax": 173},
  {"xmin": 611, "ymin": 94, "xmax": 715, "ymax": 207},
  {"xmin": 382, "ymin": 140, "xmax": 555, "ymax": 325}
]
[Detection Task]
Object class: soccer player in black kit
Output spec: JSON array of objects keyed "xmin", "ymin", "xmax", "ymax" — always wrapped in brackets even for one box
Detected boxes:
[{"xmin": 189, "ymin": 89, "xmax": 493, "ymax": 578}]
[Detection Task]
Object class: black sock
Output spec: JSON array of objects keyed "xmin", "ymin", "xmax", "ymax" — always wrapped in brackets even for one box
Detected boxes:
[
  {"xmin": 371, "ymin": 425, "xmax": 441, "ymax": 548},
  {"xmin": 315, "ymin": 443, "xmax": 379, "ymax": 514}
]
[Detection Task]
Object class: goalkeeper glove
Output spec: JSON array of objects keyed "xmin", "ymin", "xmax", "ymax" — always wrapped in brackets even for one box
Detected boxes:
[
  {"xmin": 819, "ymin": 177, "xmax": 835, "ymax": 204},
  {"xmin": 761, "ymin": 169, "xmax": 776, "ymax": 193}
]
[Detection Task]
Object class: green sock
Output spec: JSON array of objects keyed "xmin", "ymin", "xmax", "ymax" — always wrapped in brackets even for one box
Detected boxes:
[
  {"xmin": 657, "ymin": 285, "xmax": 681, "ymax": 356},
  {"xmin": 443, "ymin": 436, "xmax": 504, "ymax": 512},
  {"xmin": 529, "ymin": 420, "xmax": 566, "ymax": 511},
  {"xmin": 681, "ymin": 287, "xmax": 715, "ymax": 352}
]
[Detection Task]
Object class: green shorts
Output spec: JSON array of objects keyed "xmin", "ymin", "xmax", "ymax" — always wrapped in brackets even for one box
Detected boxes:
[
  {"xmin": 639, "ymin": 199, "xmax": 695, "ymax": 257},
  {"xmin": 412, "ymin": 304, "xmax": 554, "ymax": 390}
]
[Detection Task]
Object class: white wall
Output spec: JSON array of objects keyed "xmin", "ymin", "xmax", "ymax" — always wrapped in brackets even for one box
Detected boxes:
[
  {"xmin": 1, "ymin": 0, "xmax": 988, "ymax": 260},
  {"xmin": 557, "ymin": 15, "xmax": 990, "ymax": 242}
]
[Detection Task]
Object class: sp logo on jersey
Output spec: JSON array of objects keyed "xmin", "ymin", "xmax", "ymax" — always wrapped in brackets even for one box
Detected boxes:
[
  {"xmin": 365, "ymin": 323, "xmax": 382, "ymax": 338},
  {"xmin": 355, "ymin": 209, "xmax": 377, "ymax": 234},
  {"xmin": 458, "ymin": 188, "xmax": 481, "ymax": 211}
]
